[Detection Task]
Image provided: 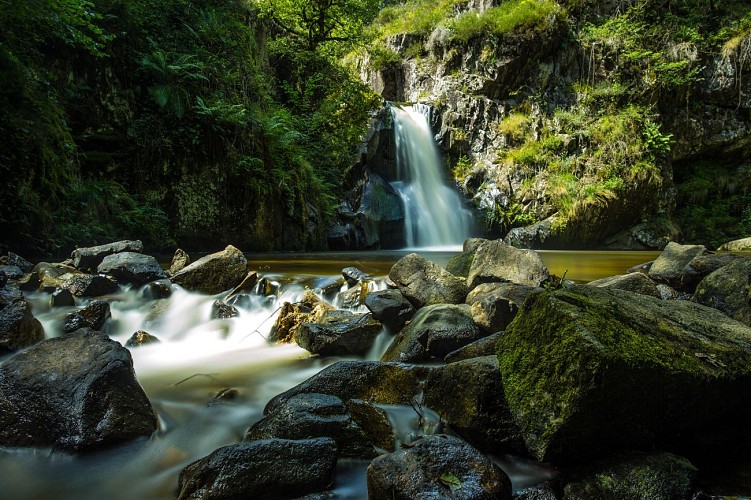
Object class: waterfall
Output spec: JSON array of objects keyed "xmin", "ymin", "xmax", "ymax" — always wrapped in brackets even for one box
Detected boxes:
[{"xmin": 391, "ymin": 104, "xmax": 473, "ymax": 249}]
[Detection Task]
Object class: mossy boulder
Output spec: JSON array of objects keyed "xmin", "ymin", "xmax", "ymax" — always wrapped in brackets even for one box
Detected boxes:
[
  {"xmin": 498, "ymin": 285, "xmax": 751, "ymax": 462},
  {"xmin": 693, "ymin": 257, "xmax": 751, "ymax": 326},
  {"xmin": 170, "ymin": 244, "xmax": 248, "ymax": 295},
  {"xmin": 648, "ymin": 241, "xmax": 706, "ymax": 289},
  {"xmin": 423, "ymin": 356, "xmax": 526, "ymax": 454},
  {"xmin": 381, "ymin": 304, "xmax": 482, "ymax": 363},
  {"xmin": 467, "ymin": 239, "xmax": 549, "ymax": 289},
  {"xmin": 270, "ymin": 291, "xmax": 333, "ymax": 343},
  {"xmin": 587, "ymin": 272, "xmax": 661, "ymax": 299},
  {"xmin": 295, "ymin": 310, "xmax": 382, "ymax": 357},
  {"xmin": 466, "ymin": 282, "xmax": 540, "ymax": 332},
  {"xmin": 561, "ymin": 451, "xmax": 697, "ymax": 499},
  {"xmin": 717, "ymin": 237, "xmax": 751, "ymax": 252},
  {"xmin": 388, "ymin": 253, "xmax": 468, "ymax": 308}
]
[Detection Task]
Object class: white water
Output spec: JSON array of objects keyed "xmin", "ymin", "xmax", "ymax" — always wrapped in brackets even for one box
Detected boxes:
[{"xmin": 391, "ymin": 104, "xmax": 473, "ymax": 248}]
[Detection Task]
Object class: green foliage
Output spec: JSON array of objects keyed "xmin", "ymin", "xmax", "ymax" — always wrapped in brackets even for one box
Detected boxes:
[{"xmin": 450, "ymin": 0, "xmax": 562, "ymax": 43}]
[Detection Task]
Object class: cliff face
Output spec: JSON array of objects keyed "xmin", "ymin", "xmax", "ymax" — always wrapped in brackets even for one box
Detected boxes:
[{"xmin": 350, "ymin": 0, "xmax": 751, "ymax": 249}]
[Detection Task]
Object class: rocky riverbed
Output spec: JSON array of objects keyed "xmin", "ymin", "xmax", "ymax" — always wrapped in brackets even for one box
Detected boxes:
[{"xmin": 2, "ymin": 239, "xmax": 751, "ymax": 498}]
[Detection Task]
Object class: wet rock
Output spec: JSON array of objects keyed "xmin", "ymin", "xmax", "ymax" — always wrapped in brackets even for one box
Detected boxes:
[
  {"xmin": 657, "ymin": 283, "xmax": 681, "ymax": 300},
  {"xmin": 246, "ymin": 393, "xmax": 393, "ymax": 458},
  {"xmin": 337, "ymin": 283, "xmax": 369, "ymax": 309},
  {"xmin": 444, "ymin": 331, "xmax": 503, "ymax": 363},
  {"xmin": 587, "ymin": 272, "xmax": 661, "ymax": 299},
  {"xmin": 168, "ymin": 248, "xmax": 190, "ymax": 276},
  {"xmin": 1, "ymin": 252, "xmax": 33, "ymax": 273},
  {"xmin": 0, "ymin": 299, "xmax": 44, "ymax": 353},
  {"xmin": 514, "ymin": 482, "xmax": 559, "ymax": 500},
  {"xmin": 177, "ymin": 438, "xmax": 338, "ymax": 500},
  {"xmin": 170, "ymin": 245, "xmax": 248, "ymax": 295},
  {"xmin": 51, "ymin": 288, "xmax": 75, "ymax": 307},
  {"xmin": 445, "ymin": 251, "xmax": 474, "ymax": 278},
  {"xmin": 366, "ymin": 435, "xmax": 512, "ymax": 500},
  {"xmin": 718, "ymin": 237, "xmax": 751, "ymax": 252},
  {"xmin": 693, "ymin": 257, "xmax": 751, "ymax": 326},
  {"xmin": 0, "ymin": 265, "xmax": 23, "ymax": 280},
  {"xmin": 0, "ymin": 329, "xmax": 157, "ymax": 451},
  {"xmin": 43, "ymin": 272, "xmax": 119, "ymax": 298},
  {"xmin": 356, "ymin": 171, "xmax": 406, "ymax": 249},
  {"xmin": 19, "ymin": 262, "xmax": 76, "ymax": 292},
  {"xmin": 342, "ymin": 266, "xmax": 370, "ymax": 286},
  {"xmin": 142, "ymin": 279, "xmax": 172, "ymax": 300},
  {"xmin": 388, "ymin": 253, "xmax": 468, "ymax": 308},
  {"xmin": 466, "ymin": 282, "xmax": 540, "ymax": 332},
  {"xmin": 210, "ymin": 300, "xmax": 239, "ymax": 320},
  {"xmin": 381, "ymin": 304, "xmax": 482, "ymax": 363},
  {"xmin": 682, "ymin": 252, "xmax": 744, "ymax": 293},
  {"xmin": 64, "ymin": 300, "xmax": 111, "ymax": 334},
  {"xmin": 271, "ymin": 291, "xmax": 334, "ymax": 343},
  {"xmin": 648, "ymin": 241, "xmax": 706, "ymax": 289},
  {"xmin": 424, "ymin": 356, "xmax": 526, "ymax": 454},
  {"xmin": 97, "ymin": 252, "xmax": 167, "ymax": 286},
  {"xmin": 0, "ymin": 282, "xmax": 22, "ymax": 308},
  {"xmin": 504, "ymin": 217, "xmax": 558, "ymax": 249},
  {"xmin": 223, "ymin": 271, "xmax": 258, "ymax": 302},
  {"xmin": 265, "ymin": 361, "xmax": 430, "ymax": 414},
  {"xmin": 467, "ymin": 239, "xmax": 550, "ymax": 289},
  {"xmin": 627, "ymin": 261, "xmax": 653, "ymax": 274},
  {"xmin": 208, "ymin": 388, "xmax": 239, "ymax": 406},
  {"xmin": 125, "ymin": 330, "xmax": 160, "ymax": 347},
  {"xmin": 295, "ymin": 310, "xmax": 382, "ymax": 357},
  {"xmin": 364, "ymin": 288, "xmax": 416, "ymax": 331},
  {"xmin": 0, "ymin": 269, "xmax": 6, "ymax": 288},
  {"xmin": 498, "ymin": 285, "xmax": 751, "ymax": 462},
  {"xmin": 561, "ymin": 451, "xmax": 697, "ymax": 499},
  {"xmin": 71, "ymin": 240, "xmax": 144, "ymax": 271}
]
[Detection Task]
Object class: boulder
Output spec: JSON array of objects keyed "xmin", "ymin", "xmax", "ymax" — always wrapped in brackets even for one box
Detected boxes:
[
  {"xmin": 0, "ymin": 265, "xmax": 23, "ymax": 280},
  {"xmin": 63, "ymin": 300, "xmax": 111, "ymax": 333},
  {"xmin": 97, "ymin": 252, "xmax": 168, "ymax": 285},
  {"xmin": 424, "ymin": 356, "xmax": 526, "ymax": 454},
  {"xmin": 466, "ymin": 239, "xmax": 550, "ymax": 289},
  {"xmin": 223, "ymin": 271, "xmax": 258, "ymax": 302},
  {"xmin": 342, "ymin": 266, "xmax": 370, "ymax": 286},
  {"xmin": 1, "ymin": 252, "xmax": 33, "ymax": 273},
  {"xmin": 718, "ymin": 237, "xmax": 751, "ymax": 252},
  {"xmin": 264, "ymin": 361, "xmax": 430, "ymax": 414},
  {"xmin": 0, "ymin": 299, "xmax": 44, "ymax": 353},
  {"xmin": 0, "ymin": 329, "xmax": 157, "ymax": 451},
  {"xmin": 356, "ymin": 171, "xmax": 405, "ymax": 249},
  {"xmin": 51, "ymin": 288, "xmax": 75, "ymax": 307},
  {"xmin": 42, "ymin": 272, "xmax": 119, "ymax": 297},
  {"xmin": 246, "ymin": 393, "xmax": 393, "ymax": 458},
  {"xmin": 125, "ymin": 330, "xmax": 160, "ymax": 347},
  {"xmin": 657, "ymin": 283, "xmax": 681, "ymax": 300},
  {"xmin": 381, "ymin": 304, "xmax": 482, "ymax": 363},
  {"xmin": 562, "ymin": 451, "xmax": 697, "ymax": 499},
  {"xmin": 648, "ymin": 241, "xmax": 706, "ymax": 289},
  {"xmin": 168, "ymin": 248, "xmax": 190, "ymax": 275},
  {"xmin": 19, "ymin": 262, "xmax": 77, "ymax": 292},
  {"xmin": 0, "ymin": 269, "xmax": 6, "ymax": 288},
  {"xmin": 71, "ymin": 240, "xmax": 144, "ymax": 271},
  {"xmin": 337, "ymin": 283, "xmax": 369, "ymax": 309},
  {"xmin": 388, "ymin": 253, "xmax": 468, "ymax": 308},
  {"xmin": 498, "ymin": 285, "xmax": 751, "ymax": 462},
  {"xmin": 295, "ymin": 310, "xmax": 382, "ymax": 357},
  {"xmin": 270, "ymin": 291, "xmax": 334, "ymax": 343},
  {"xmin": 177, "ymin": 438, "xmax": 338, "ymax": 500},
  {"xmin": 587, "ymin": 272, "xmax": 661, "ymax": 299},
  {"xmin": 693, "ymin": 257, "xmax": 751, "ymax": 326},
  {"xmin": 170, "ymin": 245, "xmax": 248, "ymax": 295},
  {"xmin": 366, "ymin": 435, "xmax": 512, "ymax": 500},
  {"xmin": 682, "ymin": 253, "xmax": 745, "ymax": 293},
  {"xmin": 0, "ymin": 282, "xmax": 22, "ymax": 307},
  {"xmin": 364, "ymin": 288, "xmax": 416, "ymax": 331},
  {"xmin": 444, "ymin": 331, "xmax": 504, "ymax": 363},
  {"xmin": 466, "ymin": 282, "xmax": 540, "ymax": 332},
  {"xmin": 142, "ymin": 279, "xmax": 172, "ymax": 300},
  {"xmin": 210, "ymin": 300, "xmax": 239, "ymax": 320}
]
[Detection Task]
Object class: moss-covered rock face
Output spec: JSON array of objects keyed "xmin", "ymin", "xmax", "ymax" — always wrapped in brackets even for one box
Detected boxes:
[
  {"xmin": 497, "ymin": 285, "xmax": 751, "ymax": 463},
  {"xmin": 693, "ymin": 257, "xmax": 751, "ymax": 327}
]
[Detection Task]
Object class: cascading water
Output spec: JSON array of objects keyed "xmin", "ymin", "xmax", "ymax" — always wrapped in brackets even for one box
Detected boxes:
[{"xmin": 391, "ymin": 104, "xmax": 473, "ymax": 249}]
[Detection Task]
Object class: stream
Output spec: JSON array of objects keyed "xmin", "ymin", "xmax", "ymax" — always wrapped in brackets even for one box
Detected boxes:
[{"xmin": 8, "ymin": 247, "xmax": 740, "ymax": 500}]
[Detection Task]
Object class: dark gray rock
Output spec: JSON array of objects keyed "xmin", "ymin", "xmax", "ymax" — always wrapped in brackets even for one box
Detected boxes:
[
  {"xmin": 265, "ymin": 361, "xmax": 430, "ymax": 415},
  {"xmin": 246, "ymin": 393, "xmax": 393, "ymax": 458},
  {"xmin": 342, "ymin": 266, "xmax": 370, "ymax": 286},
  {"xmin": 357, "ymin": 171, "xmax": 405, "ymax": 249},
  {"xmin": 71, "ymin": 240, "xmax": 144, "ymax": 271},
  {"xmin": 561, "ymin": 451, "xmax": 697, "ymax": 499},
  {"xmin": 0, "ymin": 283, "xmax": 22, "ymax": 308},
  {"xmin": 2, "ymin": 252, "xmax": 33, "ymax": 273},
  {"xmin": 0, "ymin": 270, "xmax": 6, "ymax": 288},
  {"xmin": 389, "ymin": 253, "xmax": 468, "ymax": 308},
  {"xmin": 64, "ymin": 300, "xmax": 111, "ymax": 333},
  {"xmin": 210, "ymin": 300, "xmax": 239, "ymax": 320},
  {"xmin": 125, "ymin": 330, "xmax": 160, "ymax": 347},
  {"xmin": 499, "ymin": 285, "xmax": 751, "ymax": 462},
  {"xmin": 424, "ymin": 356, "xmax": 526, "ymax": 454},
  {"xmin": 466, "ymin": 282, "xmax": 540, "ymax": 332},
  {"xmin": 51, "ymin": 288, "xmax": 75, "ymax": 307},
  {"xmin": 0, "ymin": 265, "xmax": 23, "ymax": 280},
  {"xmin": 19, "ymin": 262, "xmax": 77, "ymax": 292},
  {"xmin": 142, "ymin": 279, "xmax": 172, "ymax": 300},
  {"xmin": 0, "ymin": 299, "xmax": 44, "ymax": 353},
  {"xmin": 367, "ymin": 435, "xmax": 512, "ymax": 500},
  {"xmin": 364, "ymin": 288, "xmax": 416, "ymax": 331},
  {"xmin": 682, "ymin": 253, "xmax": 745, "ymax": 293},
  {"xmin": 177, "ymin": 438, "xmax": 338, "ymax": 500},
  {"xmin": 0, "ymin": 330, "xmax": 157, "ymax": 451},
  {"xmin": 381, "ymin": 304, "xmax": 482, "ymax": 363},
  {"xmin": 693, "ymin": 257, "xmax": 751, "ymax": 326},
  {"xmin": 467, "ymin": 239, "xmax": 550, "ymax": 289},
  {"xmin": 295, "ymin": 310, "xmax": 382, "ymax": 357},
  {"xmin": 97, "ymin": 252, "xmax": 167, "ymax": 286},
  {"xmin": 445, "ymin": 331, "xmax": 504, "ymax": 363},
  {"xmin": 648, "ymin": 241, "xmax": 706, "ymax": 289},
  {"xmin": 168, "ymin": 248, "xmax": 190, "ymax": 276},
  {"xmin": 170, "ymin": 245, "xmax": 248, "ymax": 295},
  {"xmin": 514, "ymin": 482, "xmax": 559, "ymax": 500},
  {"xmin": 587, "ymin": 272, "xmax": 661, "ymax": 299},
  {"xmin": 45, "ymin": 273, "xmax": 119, "ymax": 298}
]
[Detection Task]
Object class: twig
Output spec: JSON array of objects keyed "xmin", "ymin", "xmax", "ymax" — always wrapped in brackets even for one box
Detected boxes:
[{"xmin": 172, "ymin": 373, "xmax": 220, "ymax": 387}]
